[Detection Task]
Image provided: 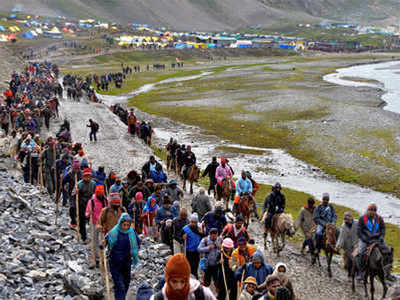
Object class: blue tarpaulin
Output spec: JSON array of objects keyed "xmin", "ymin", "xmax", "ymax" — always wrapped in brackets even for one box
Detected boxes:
[
  {"xmin": 22, "ymin": 32, "xmax": 35, "ymax": 39},
  {"xmin": 0, "ymin": 26, "xmax": 5, "ymax": 32}
]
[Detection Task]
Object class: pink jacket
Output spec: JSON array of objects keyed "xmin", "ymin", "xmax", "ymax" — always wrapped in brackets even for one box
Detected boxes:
[
  {"xmin": 85, "ymin": 195, "xmax": 109, "ymax": 224},
  {"xmin": 215, "ymin": 164, "xmax": 233, "ymax": 183}
]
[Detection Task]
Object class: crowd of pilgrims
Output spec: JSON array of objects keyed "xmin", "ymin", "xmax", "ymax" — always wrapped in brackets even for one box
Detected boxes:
[{"xmin": 1, "ymin": 61, "xmax": 398, "ymax": 300}]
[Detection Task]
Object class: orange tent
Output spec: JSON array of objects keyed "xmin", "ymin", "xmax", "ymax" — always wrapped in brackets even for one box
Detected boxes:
[{"xmin": 7, "ymin": 34, "xmax": 17, "ymax": 42}]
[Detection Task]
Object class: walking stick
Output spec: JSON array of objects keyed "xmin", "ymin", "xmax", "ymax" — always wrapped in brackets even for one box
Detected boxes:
[
  {"xmin": 54, "ymin": 144, "xmax": 59, "ymax": 225},
  {"xmin": 39, "ymin": 153, "xmax": 44, "ymax": 190},
  {"xmin": 103, "ymin": 247, "xmax": 112, "ymax": 300},
  {"xmin": 90, "ymin": 205, "xmax": 96, "ymax": 267},
  {"xmin": 29, "ymin": 153, "xmax": 32, "ymax": 184},
  {"xmin": 221, "ymin": 258, "xmax": 229, "ymax": 300},
  {"xmin": 147, "ymin": 212, "xmax": 152, "ymax": 239},
  {"xmin": 98, "ymin": 231, "xmax": 105, "ymax": 283},
  {"xmin": 75, "ymin": 174, "xmax": 81, "ymax": 242},
  {"xmin": 237, "ymin": 268, "xmax": 245, "ymax": 300},
  {"xmin": 184, "ymin": 238, "xmax": 187, "ymax": 257}
]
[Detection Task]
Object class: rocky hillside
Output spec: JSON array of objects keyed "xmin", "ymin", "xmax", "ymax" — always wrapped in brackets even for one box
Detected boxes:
[{"xmin": 2, "ymin": 0, "xmax": 400, "ymax": 31}]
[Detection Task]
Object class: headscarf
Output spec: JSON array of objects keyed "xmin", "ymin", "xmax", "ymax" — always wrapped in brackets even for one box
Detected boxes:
[
  {"xmin": 143, "ymin": 196, "xmax": 159, "ymax": 213},
  {"xmin": 164, "ymin": 254, "xmax": 191, "ymax": 300},
  {"xmin": 272, "ymin": 262, "xmax": 289, "ymax": 286},
  {"xmin": 106, "ymin": 213, "xmax": 139, "ymax": 267}
]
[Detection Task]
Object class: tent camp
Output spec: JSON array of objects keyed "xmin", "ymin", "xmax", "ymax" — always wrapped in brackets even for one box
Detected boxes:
[
  {"xmin": 43, "ymin": 27, "xmax": 62, "ymax": 39},
  {"xmin": 22, "ymin": 31, "xmax": 35, "ymax": 39}
]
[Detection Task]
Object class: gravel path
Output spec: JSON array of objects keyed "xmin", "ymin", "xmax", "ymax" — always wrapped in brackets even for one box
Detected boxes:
[{"xmin": 48, "ymin": 92, "xmax": 388, "ymax": 300}]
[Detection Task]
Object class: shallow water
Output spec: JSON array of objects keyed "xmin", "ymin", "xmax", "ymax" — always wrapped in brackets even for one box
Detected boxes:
[
  {"xmin": 97, "ymin": 69, "xmax": 400, "ymax": 225},
  {"xmin": 323, "ymin": 60, "xmax": 400, "ymax": 113}
]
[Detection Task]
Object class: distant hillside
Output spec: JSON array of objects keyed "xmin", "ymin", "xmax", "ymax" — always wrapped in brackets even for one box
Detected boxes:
[{"xmin": 1, "ymin": 0, "xmax": 399, "ymax": 31}]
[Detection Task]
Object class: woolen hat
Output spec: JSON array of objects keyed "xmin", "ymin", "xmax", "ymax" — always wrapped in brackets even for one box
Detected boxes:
[
  {"xmin": 83, "ymin": 168, "xmax": 92, "ymax": 177},
  {"xmin": 222, "ymin": 238, "xmax": 234, "ymax": 249},
  {"xmin": 165, "ymin": 254, "xmax": 191, "ymax": 298},
  {"xmin": 95, "ymin": 185, "xmax": 104, "ymax": 196},
  {"xmin": 244, "ymin": 276, "xmax": 257, "ymax": 285},
  {"xmin": 109, "ymin": 193, "xmax": 121, "ymax": 205},
  {"xmin": 189, "ymin": 213, "xmax": 198, "ymax": 222},
  {"xmin": 322, "ymin": 192, "xmax": 330, "ymax": 200},
  {"xmin": 135, "ymin": 192, "xmax": 143, "ymax": 200},
  {"xmin": 72, "ymin": 160, "xmax": 80, "ymax": 169},
  {"xmin": 235, "ymin": 215, "xmax": 244, "ymax": 223},
  {"xmin": 237, "ymin": 236, "xmax": 247, "ymax": 245}
]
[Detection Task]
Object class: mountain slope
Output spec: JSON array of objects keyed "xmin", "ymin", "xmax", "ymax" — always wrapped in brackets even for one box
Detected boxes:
[{"xmin": 1, "ymin": 0, "xmax": 399, "ymax": 31}]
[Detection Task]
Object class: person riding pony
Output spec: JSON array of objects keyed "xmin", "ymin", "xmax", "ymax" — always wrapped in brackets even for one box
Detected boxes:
[
  {"xmin": 215, "ymin": 157, "xmax": 233, "ymax": 200},
  {"xmin": 263, "ymin": 183, "xmax": 286, "ymax": 235}
]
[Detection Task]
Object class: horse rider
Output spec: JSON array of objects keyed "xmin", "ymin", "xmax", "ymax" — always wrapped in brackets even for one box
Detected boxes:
[
  {"xmin": 336, "ymin": 211, "xmax": 358, "ymax": 276},
  {"xmin": 215, "ymin": 157, "xmax": 233, "ymax": 200},
  {"xmin": 313, "ymin": 193, "xmax": 337, "ymax": 250},
  {"xmin": 263, "ymin": 183, "xmax": 285, "ymax": 235},
  {"xmin": 357, "ymin": 203, "xmax": 395, "ymax": 281},
  {"xmin": 233, "ymin": 170, "xmax": 253, "ymax": 214},
  {"xmin": 182, "ymin": 145, "xmax": 196, "ymax": 180},
  {"xmin": 202, "ymin": 156, "xmax": 219, "ymax": 197}
]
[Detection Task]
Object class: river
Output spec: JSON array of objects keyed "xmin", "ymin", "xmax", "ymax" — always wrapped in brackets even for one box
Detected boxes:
[{"xmin": 97, "ymin": 68, "xmax": 400, "ymax": 226}]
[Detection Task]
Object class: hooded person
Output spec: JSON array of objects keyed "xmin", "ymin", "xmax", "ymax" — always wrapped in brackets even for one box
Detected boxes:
[
  {"xmin": 235, "ymin": 250, "xmax": 273, "ymax": 289},
  {"xmin": 151, "ymin": 253, "xmax": 216, "ymax": 300},
  {"xmin": 217, "ymin": 238, "xmax": 237, "ymax": 300},
  {"xmin": 97, "ymin": 193, "xmax": 126, "ymax": 234},
  {"xmin": 230, "ymin": 237, "xmax": 257, "ymax": 272},
  {"xmin": 110, "ymin": 176, "xmax": 123, "ymax": 194},
  {"xmin": 260, "ymin": 263, "xmax": 295, "ymax": 300},
  {"xmin": 128, "ymin": 191, "xmax": 145, "ymax": 234},
  {"xmin": 165, "ymin": 180, "xmax": 184, "ymax": 202},
  {"xmin": 85, "ymin": 185, "xmax": 108, "ymax": 262},
  {"xmin": 183, "ymin": 213, "xmax": 205, "ymax": 279},
  {"xmin": 143, "ymin": 196, "xmax": 159, "ymax": 228},
  {"xmin": 197, "ymin": 227, "xmax": 221, "ymax": 287},
  {"xmin": 172, "ymin": 207, "xmax": 189, "ymax": 254},
  {"xmin": 105, "ymin": 213, "xmax": 139, "ymax": 300}
]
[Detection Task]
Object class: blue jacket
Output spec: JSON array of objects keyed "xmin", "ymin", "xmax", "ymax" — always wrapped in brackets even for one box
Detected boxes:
[
  {"xmin": 201, "ymin": 211, "xmax": 227, "ymax": 235},
  {"xmin": 234, "ymin": 250, "xmax": 274, "ymax": 285},
  {"xmin": 110, "ymin": 183, "xmax": 123, "ymax": 194},
  {"xmin": 155, "ymin": 206, "xmax": 178, "ymax": 225},
  {"xmin": 235, "ymin": 177, "xmax": 253, "ymax": 196},
  {"xmin": 314, "ymin": 204, "xmax": 337, "ymax": 226},
  {"xmin": 183, "ymin": 224, "xmax": 202, "ymax": 252},
  {"xmin": 94, "ymin": 171, "xmax": 106, "ymax": 186}
]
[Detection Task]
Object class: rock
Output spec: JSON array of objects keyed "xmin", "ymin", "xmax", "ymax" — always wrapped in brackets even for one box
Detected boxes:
[
  {"xmin": 68, "ymin": 261, "xmax": 83, "ymax": 273},
  {"xmin": 26, "ymin": 270, "xmax": 47, "ymax": 281}
]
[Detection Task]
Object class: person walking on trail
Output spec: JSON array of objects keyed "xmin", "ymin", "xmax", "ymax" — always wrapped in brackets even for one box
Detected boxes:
[
  {"xmin": 127, "ymin": 108, "xmax": 137, "ymax": 135},
  {"xmin": 313, "ymin": 193, "xmax": 337, "ymax": 250},
  {"xmin": 165, "ymin": 180, "xmax": 184, "ymax": 203},
  {"xmin": 105, "ymin": 213, "xmax": 139, "ymax": 300},
  {"xmin": 217, "ymin": 238, "xmax": 237, "ymax": 300},
  {"xmin": 260, "ymin": 275, "xmax": 281, "ymax": 300},
  {"xmin": 201, "ymin": 205, "xmax": 227, "ymax": 235},
  {"xmin": 240, "ymin": 276, "xmax": 258, "ymax": 300},
  {"xmin": 172, "ymin": 208, "xmax": 189, "ymax": 254},
  {"xmin": 197, "ymin": 227, "xmax": 221, "ymax": 288},
  {"xmin": 41, "ymin": 139, "xmax": 58, "ymax": 195},
  {"xmin": 191, "ymin": 188, "xmax": 212, "ymax": 220},
  {"xmin": 230, "ymin": 237, "xmax": 257, "ymax": 272},
  {"xmin": 221, "ymin": 215, "xmax": 250, "ymax": 248},
  {"xmin": 295, "ymin": 197, "xmax": 316, "ymax": 254},
  {"xmin": 235, "ymin": 250, "xmax": 273, "ymax": 289},
  {"xmin": 63, "ymin": 160, "xmax": 82, "ymax": 227},
  {"xmin": 85, "ymin": 185, "xmax": 108, "ymax": 265},
  {"xmin": 77, "ymin": 168, "xmax": 97, "ymax": 242},
  {"xmin": 110, "ymin": 176, "xmax": 123, "ymax": 194},
  {"xmin": 87, "ymin": 119, "xmax": 99, "ymax": 142},
  {"xmin": 263, "ymin": 183, "xmax": 286, "ymax": 234},
  {"xmin": 143, "ymin": 196, "xmax": 159, "ymax": 238},
  {"xmin": 202, "ymin": 156, "xmax": 219, "ymax": 197},
  {"xmin": 356, "ymin": 203, "xmax": 395, "ymax": 281},
  {"xmin": 98, "ymin": 193, "xmax": 126, "ymax": 234},
  {"xmin": 264, "ymin": 263, "xmax": 296, "ymax": 300},
  {"xmin": 156, "ymin": 198, "xmax": 179, "ymax": 245},
  {"xmin": 215, "ymin": 157, "xmax": 233, "ymax": 200},
  {"xmin": 183, "ymin": 213, "xmax": 204, "ymax": 279},
  {"xmin": 336, "ymin": 211, "xmax": 358, "ymax": 276},
  {"xmin": 128, "ymin": 192, "xmax": 145, "ymax": 234},
  {"xmin": 150, "ymin": 253, "xmax": 216, "ymax": 300},
  {"xmin": 141, "ymin": 155, "xmax": 162, "ymax": 181}
]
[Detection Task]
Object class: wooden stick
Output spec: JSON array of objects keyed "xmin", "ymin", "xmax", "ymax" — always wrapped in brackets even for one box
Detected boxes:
[
  {"xmin": 98, "ymin": 231, "xmax": 105, "ymax": 283},
  {"xmin": 221, "ymin": 258, "xmax": 229, "ymax": 300},
  {"xmin": 103, "ymin": 247, "xmax": 112, "ymax": 300},
  {"xmin": 237, "ymin": 268, "xmax": 245, "ymax": 300},
  {"xmin": 54, "ymin": 144, "xmax": 59, "ymax": 225},
  {"xmin": 90, "ymin": 203, "xmax": 96, "ymax": 266},
  {"xmin": 29, "ymin": 153, "xmax": 32, "ymax": 184},
  {"xmin": 39, "ymin": 152, "xmax": 43, "ymax": 189},
  {"xmin": 75, "ymin": 174, "xmax": 80, "ymax": 242},
  {"xmin": 184, "ymin": 238, "xmax": 187, "ymax": 257}
]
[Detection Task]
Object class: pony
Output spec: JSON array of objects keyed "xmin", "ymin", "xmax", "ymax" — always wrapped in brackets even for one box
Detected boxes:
[
  {"xmin": 182, "ymin": 165, "xmax": 200, "ymax": 194},
  {"xmin": 311, "ymin": 223, "xmax": 338, "ymax": 277},
  {"xmin": 263, "ymin": 213, "xmax": 295, "ymax": 256},
  {"xmin": 221, "ymin": 176, "xmax": 233, "ymax": 211},
  {"xmin": 238, "ymin": 193, "xmax": 255, "ymax": 228},
  {"xmin": 351, "ymin": 243, "xmax": 392, "ymax": 300}
]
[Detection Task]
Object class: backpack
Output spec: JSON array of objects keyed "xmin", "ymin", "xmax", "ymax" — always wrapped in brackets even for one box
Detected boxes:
[
  {"xmin": 93, "ymin": 122, "xmax": 99, "ymax": 131},
  {"xmin": 153, "ymin": 285, "xmax": 204, "ymax": 300}
]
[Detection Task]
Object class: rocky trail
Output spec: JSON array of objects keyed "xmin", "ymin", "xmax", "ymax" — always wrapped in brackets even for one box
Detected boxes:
[{"xmin": 43, "ymin": 89, "xmax": 389, "ymax": 299}]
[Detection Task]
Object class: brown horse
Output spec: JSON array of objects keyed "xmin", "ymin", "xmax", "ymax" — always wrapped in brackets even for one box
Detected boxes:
[
  {"xmin": 221, "ymin": 176, "xmax": 233, "ymax": 211},
  {"xmin": 312, "ymin": 223, "xmax": 338, "ymax": 277},
  {"xmin": 263, "ymin": 213, "xmax": 295, "ymax": 256},
  {"xmin": 238, "ymin": 194, "xmax": 255, "ymax": 227},
  {"xmin": 183, "ymin": 165, "xmax": 200, "ymax": 194}
]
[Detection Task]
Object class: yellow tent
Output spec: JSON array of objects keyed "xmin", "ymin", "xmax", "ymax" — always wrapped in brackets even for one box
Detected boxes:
[{"xmin": 50, "ymin": 27, "xmax": 61, "ymax": 33}]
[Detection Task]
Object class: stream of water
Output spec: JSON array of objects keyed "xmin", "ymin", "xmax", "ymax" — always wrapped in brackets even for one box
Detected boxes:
[{"xmin": 97, "ymin": 68, "xmax": 400, "ymax": 226}]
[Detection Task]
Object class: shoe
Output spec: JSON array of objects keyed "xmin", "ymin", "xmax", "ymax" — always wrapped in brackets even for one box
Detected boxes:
[{"xmin": 70, "ymin": 224, "xmax": 77, "ymax": 229}]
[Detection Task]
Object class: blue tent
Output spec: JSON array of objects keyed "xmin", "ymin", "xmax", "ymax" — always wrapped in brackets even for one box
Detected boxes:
[
  {"xmin": 9, "ymin": 14, "xmax": 17, "ymax": 19},
  {"xmin": 0, "ymin": 26, "xmax": 5, "ymax": 32},
  {"xmin": 22, "ymin": 32, "xmax": 35, "ymax": 39},
  {"xmin": 174, "ymin": 44, "xmax": 186, "ymax": 49},
  {"xmin": 24, "ymin": 22, "xmax": 31, "ymax": 27}
]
